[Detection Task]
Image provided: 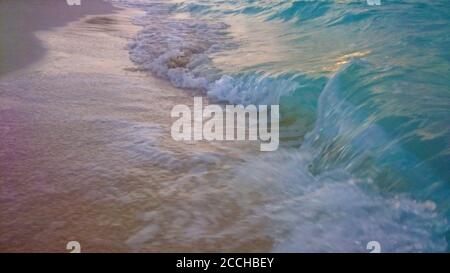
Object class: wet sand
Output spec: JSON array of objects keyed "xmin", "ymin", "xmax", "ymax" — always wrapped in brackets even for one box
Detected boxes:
[
  {"xmin": 0, "ymin": 0, "xmax": 116, "ymax": 76},
  {"xmin": 0, "ymin": 1, "xmax": 271, "ymax": 252}
]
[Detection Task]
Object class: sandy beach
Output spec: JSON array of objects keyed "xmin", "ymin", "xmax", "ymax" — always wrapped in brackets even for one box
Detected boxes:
[
  {"xmin": 0, "ymin": 0, "xmax": 269, "ymax": 252},
  {"xmin": 0, "ymin": 0, "xmax": 116, "ymax": 76}
]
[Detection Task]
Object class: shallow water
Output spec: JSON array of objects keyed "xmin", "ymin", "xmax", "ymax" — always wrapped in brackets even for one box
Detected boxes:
[
  {"xmin": 0, "ymin": 8, "xmax": 272, "ymax": 252},
  {"xmin": 111, "ymin": 0, "xmax": 450, "ymax": 252},
  {"xmin": 0, "ymin": 1, "xmax": 449, "ymax": 252}
]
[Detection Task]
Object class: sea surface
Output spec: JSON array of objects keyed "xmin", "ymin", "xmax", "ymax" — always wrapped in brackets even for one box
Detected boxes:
[
  {"xmin": 110, "ymin": 0, "xmax": 450, "ymax": 252},
  {"xmin": 1, "ymin": 0, "xmax": 448, "ymax": 252}
]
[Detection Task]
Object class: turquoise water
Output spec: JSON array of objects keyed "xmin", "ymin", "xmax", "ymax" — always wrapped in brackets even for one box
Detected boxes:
[{"xmin": 117, "ymin": 0, "xmax": 450, "ymax": 251}]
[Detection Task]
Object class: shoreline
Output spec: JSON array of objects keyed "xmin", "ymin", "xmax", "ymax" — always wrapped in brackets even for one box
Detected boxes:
[
  {"xmin": 0, "ymin": 1, "xmax": 267, "ymax": 252},
  {"xmin": 1, "ymin": 0, "xmax": 447, "ymax": 254},
  {"xmin": 0, "ymin": 1, "xmax": 145, "ymax": 252},
  {"xmin": 0, "ymin": 0, "xmax": 117, "ymax": 77}
]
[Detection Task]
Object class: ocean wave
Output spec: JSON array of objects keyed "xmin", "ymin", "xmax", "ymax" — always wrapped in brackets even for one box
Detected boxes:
[
  {"xmin": 226, "ymin": 149, "xmax": 448, "ymax": 252},
  {"xmin": 303, "ymin": 60, "xmax": 450, "ymax": 215},
  {"xmin": 114, "ymin": 0, "xmax": 450, "ymax": 251}
]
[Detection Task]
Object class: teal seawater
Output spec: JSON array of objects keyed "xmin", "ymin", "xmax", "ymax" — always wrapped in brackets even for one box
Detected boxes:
[{"xmin": 120, "ymin": 0, "xmax": 450, "ymax": 251}]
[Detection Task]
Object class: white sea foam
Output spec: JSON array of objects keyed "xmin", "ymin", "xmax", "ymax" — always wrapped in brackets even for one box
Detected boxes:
[
  {"xmin": 112, "ymin": 0, "xmax": 300, "ymax": 106},
  {"xmin": 228, "ymin": 149, "xmax": 448, "ymax": 252}
]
